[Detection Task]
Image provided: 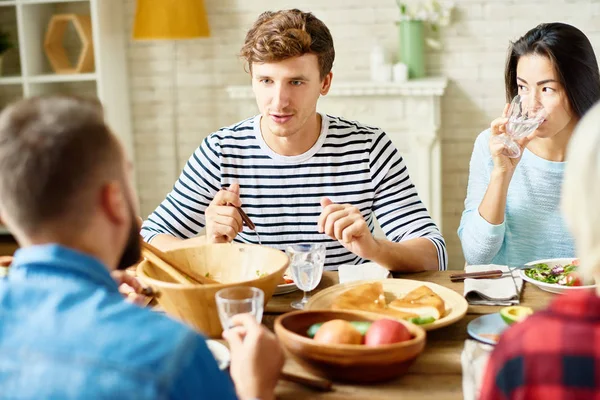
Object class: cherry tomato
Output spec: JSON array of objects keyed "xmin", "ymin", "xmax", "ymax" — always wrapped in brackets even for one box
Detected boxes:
[{"xmin": 566, "ymin": 272, "xmax": 582, "ymax": 286}]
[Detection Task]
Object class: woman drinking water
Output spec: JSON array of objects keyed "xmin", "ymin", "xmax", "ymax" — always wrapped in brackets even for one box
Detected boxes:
[{"xmin": 458, "ymin": 22, "xmax": 600, "ymax": 267}]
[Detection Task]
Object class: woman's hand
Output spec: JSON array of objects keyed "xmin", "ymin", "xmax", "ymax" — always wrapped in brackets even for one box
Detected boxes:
[{"xmin": 489, "ymin": 104, "xmax": 534, "ymax": 176}]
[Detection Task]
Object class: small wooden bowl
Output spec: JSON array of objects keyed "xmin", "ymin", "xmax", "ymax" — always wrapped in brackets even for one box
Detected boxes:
[
  {"xmin": 274, "ymin": 310, "xmax": 426, "ymax": 383},
  {"xmin": 137, "ymin": 243, "xmax": 289, "ymax": 338}
]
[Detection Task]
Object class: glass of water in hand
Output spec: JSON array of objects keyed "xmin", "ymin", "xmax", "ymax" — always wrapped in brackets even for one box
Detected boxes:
[
  {"xmin": 215, "ymin": 286, "xmax": 264, "ymax": 330},
  {"xmin": 494, "ymin": 94, "xmax": 547, "ymax": 158},
  {"xmin": 286, "ymin": 243, "xmax": 326, "ymax": 310}
]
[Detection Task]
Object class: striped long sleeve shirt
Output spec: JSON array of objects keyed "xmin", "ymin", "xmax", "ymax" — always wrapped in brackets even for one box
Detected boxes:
[{"xmin": 141, "ymin": 114, "xmax": 447, "ymax": 271}]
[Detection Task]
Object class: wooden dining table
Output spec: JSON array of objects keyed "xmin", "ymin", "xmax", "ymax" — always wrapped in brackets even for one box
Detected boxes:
[{"xmin": 263, "ymin": 270, "xmax": 555, "ymax": 400}]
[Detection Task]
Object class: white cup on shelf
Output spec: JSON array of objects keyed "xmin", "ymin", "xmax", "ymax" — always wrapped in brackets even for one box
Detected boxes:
[
  {"xmin": 393, "ymin": 62, "xmax": 408, "ymax": 82},
  {"xmin": 372, "ymin": 63, "xmax": 393, "ymax": 82}
]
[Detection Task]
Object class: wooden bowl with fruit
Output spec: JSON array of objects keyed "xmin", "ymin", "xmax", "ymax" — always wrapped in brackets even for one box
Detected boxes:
[{"xmin": 274, "ymin": 310, "xmax": 426, "ymax": 383}]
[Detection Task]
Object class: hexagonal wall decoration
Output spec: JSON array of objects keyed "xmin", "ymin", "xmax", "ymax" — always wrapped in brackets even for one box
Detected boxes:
[{"xmin": 44, "ymin": 14, "xmax": 95, "ymax": 74}]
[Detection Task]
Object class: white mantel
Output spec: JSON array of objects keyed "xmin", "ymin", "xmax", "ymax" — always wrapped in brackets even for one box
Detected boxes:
[
  {"xmin": 227, "ymin": 77, "xmax": 447, "ymax": 98},
  {"xmin": 225, "ymin": 77, "xmax": 448, "ymax": 229}
]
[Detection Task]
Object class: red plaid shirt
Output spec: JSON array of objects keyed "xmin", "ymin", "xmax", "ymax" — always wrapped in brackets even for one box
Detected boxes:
[{"xmin": 480, "ymin": 290, "xmax": 600, "ymax": 400}]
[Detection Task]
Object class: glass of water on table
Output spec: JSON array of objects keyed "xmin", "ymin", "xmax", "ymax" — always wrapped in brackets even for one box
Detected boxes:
[
  {"xmin": 215, "ymin": 286, "xmax": 264, "ymax": 330},
  {"xmin": 286, "ymin": 243, "xmax": 326, "ymax": 310}
]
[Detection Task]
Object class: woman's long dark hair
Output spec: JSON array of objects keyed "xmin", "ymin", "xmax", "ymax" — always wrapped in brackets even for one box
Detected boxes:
[{"xmin": 505, "ymin": 22, "xmax": 600, "ymax": 118}]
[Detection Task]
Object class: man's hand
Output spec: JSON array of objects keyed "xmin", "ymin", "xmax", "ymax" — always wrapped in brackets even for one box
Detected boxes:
[
  {"xmin": 205, "ymin": 183, "xmax": 244, "ymax": 243},
  {"xmin": 111, "ymin": 270, "xmax": 151, "ymax": 306},
  {"xmin": 0, "ymin": 256, "xmax": 13, "ymax": 268},
  {"xmin": 222, "ymin": 314, "xmax": 284, "ymax": 400},
  {"xmin": 317, "ymin": 197, "xmax": 379, "ymax": 260}
]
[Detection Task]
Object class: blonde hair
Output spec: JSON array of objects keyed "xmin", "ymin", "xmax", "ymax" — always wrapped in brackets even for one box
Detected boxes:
[{"xmin": 562, "ymin": 100, "xmax": 600, "ymax": 279}]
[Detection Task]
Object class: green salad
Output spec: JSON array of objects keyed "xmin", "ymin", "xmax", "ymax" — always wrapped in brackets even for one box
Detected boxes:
[{"xmin": 524, "ymin": 260, "xmax": 581, "ymax": 286}]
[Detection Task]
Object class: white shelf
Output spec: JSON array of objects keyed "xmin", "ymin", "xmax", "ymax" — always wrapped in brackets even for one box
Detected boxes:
[
  {"xmin": 0, "ymin": 76, "xmax": 23, "ymax": 84},
  {"xmin": 0, "ymin": 0, "xmax": 134, "ymax": 164},
  {"xmin": 19, "ymin": 0, "xmax": 86, "ymax": 4},
  {"xmin": 28, "ymin": 73, "xmax": 96, "ymax": 83}
]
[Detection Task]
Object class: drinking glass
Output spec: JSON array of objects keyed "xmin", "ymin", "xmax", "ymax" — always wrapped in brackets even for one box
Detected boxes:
[
  {"xmin": 286, "ymin": 243, "xmax": 326, "ymax": 310},
  {"xmin": 215, "ymin": 286, "xmax": 264, "ymax": 330},
  {"xmin": 493, "ymin": 94, "xmax": 547, "ymax": 158}
]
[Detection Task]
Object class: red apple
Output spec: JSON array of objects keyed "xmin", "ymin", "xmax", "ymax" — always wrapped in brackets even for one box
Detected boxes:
[{"xmin": 364, "ymin": 319, "xmax": 412, "ymax": 346}]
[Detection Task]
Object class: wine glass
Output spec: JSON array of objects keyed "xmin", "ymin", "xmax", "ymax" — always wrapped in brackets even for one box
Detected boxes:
[
  {"xmin": 215, "ymin": 286, "xmax": 264, "ymax": 330},
  {"xmin": 286, "ymin": 243, "xmax": 326, "ymax": 310},
  {"xmin": 494, "ymin": 94, "xmax": 547, "ymax": 158}
]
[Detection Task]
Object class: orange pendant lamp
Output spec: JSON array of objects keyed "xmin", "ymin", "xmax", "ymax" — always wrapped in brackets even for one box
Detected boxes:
[{"xmin": 133, "ymin": 0, "xmax": 210, "ymax": 39}]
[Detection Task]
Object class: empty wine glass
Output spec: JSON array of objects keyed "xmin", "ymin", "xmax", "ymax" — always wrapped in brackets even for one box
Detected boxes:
[
  {"xmin": 215, "ymin": 286, "xmax": 264, "ymax": 330},
  {"xmin": 494, "ymin": 94, "xmax": 547, "ymax": 158},
  {"xmin": 286, "ymin": 243, "xmax": 325, "ymax": 310}
]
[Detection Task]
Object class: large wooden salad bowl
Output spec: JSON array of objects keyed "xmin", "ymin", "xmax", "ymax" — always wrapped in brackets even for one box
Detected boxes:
[{"xmin": 137, "ymin": 243, "xmax": 289, "ymax": 338}]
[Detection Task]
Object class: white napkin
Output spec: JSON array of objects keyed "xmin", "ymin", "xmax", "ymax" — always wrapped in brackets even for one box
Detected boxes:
[
  {"xmin": 461, "ymin": 339, "xmax": 493, "ymax": 400},
  {"xmin": 463, "ymin": 264, "xmax": 523, "ymax": 306},
  {"xmin": 338, "ymin": 262, "xmax": 391, "ymax": 284},
  {"xmin": 205, "ymin": 340, "xmax": 230, "ymax": 371}
]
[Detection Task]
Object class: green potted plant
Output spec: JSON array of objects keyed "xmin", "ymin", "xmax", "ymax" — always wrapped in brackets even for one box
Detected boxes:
[{"xmin": 0, "ymin": 30, "xmax": 14, "ymax": 77}]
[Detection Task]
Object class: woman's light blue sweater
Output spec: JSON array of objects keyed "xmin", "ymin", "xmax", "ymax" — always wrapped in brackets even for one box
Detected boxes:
[{"xmin": 458, "ymin": 129, "xmax": 575, "ymax": 266}]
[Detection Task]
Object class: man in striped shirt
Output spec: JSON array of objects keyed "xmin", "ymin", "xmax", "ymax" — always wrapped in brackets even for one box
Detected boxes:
[{"xmin": 141, "ymin": 9, "xmax": 447, "ymax": 271}]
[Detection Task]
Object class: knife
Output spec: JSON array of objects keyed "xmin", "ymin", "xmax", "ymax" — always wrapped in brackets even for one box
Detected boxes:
[
  {"xmin": 450, "ymin": 270, "xmax": 505, "ymax": 282},
  {"xmin": 449, "ymin": 267, "xmax": 529, "ymax": 282}
]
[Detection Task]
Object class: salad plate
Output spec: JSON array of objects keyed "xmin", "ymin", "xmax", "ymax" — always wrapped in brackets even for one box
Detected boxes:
[
  {"xmin": 274, "ymin": 282, "xmax": 298, "ymax": 295},
  {"xmin": 519, "ymin": 258, "xmax": 595, "ymax": 294},
  {"xmin": 274, "ymin": 268, "xmax": 298, "ymax": 295}
]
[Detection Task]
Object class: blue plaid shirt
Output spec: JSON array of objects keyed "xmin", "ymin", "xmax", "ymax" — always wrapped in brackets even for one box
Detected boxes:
[{"xmin": 0, "ymin": 244, "xmax": 237, "ymax": 399}]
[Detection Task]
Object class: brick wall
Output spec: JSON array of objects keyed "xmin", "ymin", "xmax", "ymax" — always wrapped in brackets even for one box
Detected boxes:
[{"xmin": 124, "ymin": 0, "xmax": 600, "ymax": 269}]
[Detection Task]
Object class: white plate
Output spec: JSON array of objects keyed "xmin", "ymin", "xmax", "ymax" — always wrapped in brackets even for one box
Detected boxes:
[
  {"xmin": 274, "ymin": 282, "xmax": 298, "ymax": 295},
  {"xmin": 467, "ymin": 313, "xmax": 508, "ymax": 345},
  {"xmin": 520, "ymin": 258, "xmax": 595, "ymax": 294},
  {"xmin": 206, "ymin": 340, "xmax": 230, "ymax": 370},
  {"xmin": 274, "ymin": 267, "xmax": 297, "ymax": 295}
]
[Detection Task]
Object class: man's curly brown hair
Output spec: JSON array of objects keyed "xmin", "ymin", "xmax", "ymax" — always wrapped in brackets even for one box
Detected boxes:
[{"xmin": 240, "ymin": 9, "xmax": 335, "ymax": 80}]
